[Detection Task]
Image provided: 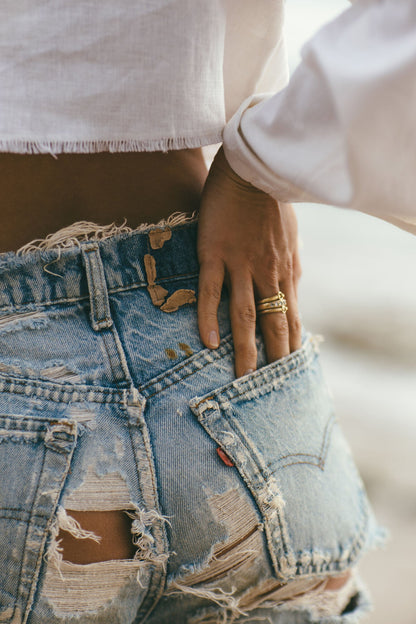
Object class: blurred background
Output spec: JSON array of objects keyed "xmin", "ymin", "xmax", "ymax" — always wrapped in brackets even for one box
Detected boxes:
[{"xmin": 285, "ymin": 1, "xmax": 416, "ymax": 622}]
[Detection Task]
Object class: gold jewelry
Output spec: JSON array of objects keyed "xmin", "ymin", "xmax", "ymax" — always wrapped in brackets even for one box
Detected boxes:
[{"xmin": 256, "ymin": 291, "xmax": 288, "ymax": 315}]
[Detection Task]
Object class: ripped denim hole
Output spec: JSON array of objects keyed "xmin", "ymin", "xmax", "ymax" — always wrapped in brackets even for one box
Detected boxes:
[
  {"xmin": 167, "ymin": 487, "xmax": 358, "ymax": 624},
  {"xmin": 41, "ymin": 461, "xmax": 169, "ymax": 614}
]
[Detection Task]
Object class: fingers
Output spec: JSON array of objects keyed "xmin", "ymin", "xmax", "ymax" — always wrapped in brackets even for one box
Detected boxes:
[
  {"xmin": 198, "ymin": 260, "xmax": 224, "ymax": 349},
  {"xmin": 198, "ymin": 262, "xmax": 258, "ymax": 377},
  {"xmin": 198, "ymin": 256, "xmax": 302, "ymax": 378},
  {"xmin": 197, "ymin": 194, "xmax": 302, "ymax": 376},
  {"xmin": 229, "ymin": 272, "xmax": 258, "ymax": 378}
]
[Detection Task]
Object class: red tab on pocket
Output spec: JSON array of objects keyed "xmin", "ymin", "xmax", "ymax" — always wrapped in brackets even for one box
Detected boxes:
[{"xmin": 216, "ymin": 447, "xmax": 234, "ymax": 467}]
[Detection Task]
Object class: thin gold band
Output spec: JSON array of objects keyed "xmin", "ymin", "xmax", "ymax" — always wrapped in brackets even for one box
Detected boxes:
[
  {"xmin": 256, "ymin": 291, "xmax": 288, "ymax": 315},
  {"xmin": 256, "ymin": 292, "xmax": 285, "ymax": 305}
]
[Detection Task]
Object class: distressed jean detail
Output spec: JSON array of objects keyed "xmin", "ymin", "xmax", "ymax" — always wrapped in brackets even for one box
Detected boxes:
[{"xmin": 0, "ymin": 221, "xmax": 384, "ymax": 624}]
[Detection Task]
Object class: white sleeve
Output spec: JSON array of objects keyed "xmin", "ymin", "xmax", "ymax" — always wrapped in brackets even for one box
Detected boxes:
[{"xmin": 222, "ymin": 0, "xmax": 416, "ymax": 235}]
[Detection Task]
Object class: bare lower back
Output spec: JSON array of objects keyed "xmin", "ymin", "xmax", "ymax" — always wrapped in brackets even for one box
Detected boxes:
[{"xmin": 0, "ymin": 148, "xmax": 208, "ymax": 253}]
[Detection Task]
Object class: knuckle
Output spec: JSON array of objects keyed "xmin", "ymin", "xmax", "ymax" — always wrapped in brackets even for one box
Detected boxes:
[
  {"xmin": 279, "ymin": 254, "xmax": 293, "ymax": 276},
  {"xmin": 199, "ymin": 279, "xmax": 223, "ymax": 302},
  {"xmin": 290, "ymin": 314, "xmax": 302, "ymax": 335},
  {"xmin": 229, "ymin": 250, "xmax": 254, "ymax": 271},
  {"xmin": 234, "ymin": 341, "xmax": 257, "ymax": 362},
  {"xmin": 262, "ymin": 256, "xmax": 279, "ymax": 282},
  {"xmin": 199, "ymin": 309, "xmax": 218, "ymax": 323},
  {"xmin": 235, "ymin": 304, "xmax": 257, "ymax": 326},
  {"xmin": 244, "ymin": 248, "xmax": 259, "ymax": 267},
  {"xmin": 294, "ymin": 261, "xmax": 302, "ymax": 281},
  {"xmin": 200, "ymin": 255, "xmax": 224, "ymax": 273},
  {"xmin": 267, "ymin": 316, "xmax": 289, "ymax": 339}
]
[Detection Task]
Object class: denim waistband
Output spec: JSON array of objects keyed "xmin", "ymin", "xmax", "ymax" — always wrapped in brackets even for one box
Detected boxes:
[{"xmin": 0, "ymin": 222, "xmax": 199, "ymax": 309}]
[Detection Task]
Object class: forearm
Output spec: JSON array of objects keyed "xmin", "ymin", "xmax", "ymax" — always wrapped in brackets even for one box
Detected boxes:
[{"xmin": 223, "ymin": 0, "xmax": 416, "ymax": 235}]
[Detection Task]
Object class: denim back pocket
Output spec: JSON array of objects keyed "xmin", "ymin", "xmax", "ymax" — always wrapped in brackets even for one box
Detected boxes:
[
  {"xmin": 190, "ymin": 336, "xmax": 372, "ymax": 581},
  {"xmin": 0, "ymin": 412, "xmax": 76, "ymax": 623}
]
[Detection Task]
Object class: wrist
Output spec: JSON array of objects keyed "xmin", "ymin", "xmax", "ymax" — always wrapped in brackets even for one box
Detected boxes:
[{"xmin": 215, "ymin": 146, "xmax": 267, "ymax": 196}]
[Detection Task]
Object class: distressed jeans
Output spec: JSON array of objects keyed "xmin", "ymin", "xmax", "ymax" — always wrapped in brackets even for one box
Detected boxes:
[{"xmin": 0, "ymin": 220, "xmax": 384, "ymax": 624}]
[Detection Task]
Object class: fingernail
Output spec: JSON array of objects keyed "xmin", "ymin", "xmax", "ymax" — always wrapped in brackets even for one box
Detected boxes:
[
  {"xmin": 208, "ymin": 331, "xmax": 219, "ymax": 349},
  {"xmin": 244, "ymin": 368, "xmax": 254, "ymax": 376}
]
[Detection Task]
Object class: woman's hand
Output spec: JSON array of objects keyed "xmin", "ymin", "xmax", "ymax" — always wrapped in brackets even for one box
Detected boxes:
[{"xmin": 198, "ymin": 146, "xmax": 302, "ymax": 378}]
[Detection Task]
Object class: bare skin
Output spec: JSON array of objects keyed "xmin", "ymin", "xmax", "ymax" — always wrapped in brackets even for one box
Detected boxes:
[
  {"xmin": 0, "ymin": 149, "xmax": 208, "ymax": 252},
  {"xmin": 58, "ymin": 511, "xmax": 136, "ymax": 564},
  {"xmin": 198, "ymin": 147, "xmax": 302, "ymax": 378}
]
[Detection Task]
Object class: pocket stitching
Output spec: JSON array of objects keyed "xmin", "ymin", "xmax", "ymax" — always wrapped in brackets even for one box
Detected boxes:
[
  {"xmin": 190, "ymin": 345, "xmax": 373, "ymax": 581},
  {"xmin": 190, "ymin": 335, "xmax": 317, "ymax": 412},
  {"xmin": 0, "ymin": 415, "xmax": 77, "ymax": 623},
  {"xmin": 193, "ymin": 400, "xmax": 296, "ymax": 579},
  {"xmin": 277, "ymin": 414, "xmax": 336, "ymax": 469}
]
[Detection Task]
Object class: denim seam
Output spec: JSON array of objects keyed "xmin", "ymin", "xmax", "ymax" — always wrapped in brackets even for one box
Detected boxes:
[
  {"xmin": 0, "ymin": 295, "xmax": 90, "ymax": 313},
  {"xmin": 214, "ymin": 344, "xmax": 316, "ymax": 405},
  {"xmin": 23, "ymin": 430, "xmax": 76, "ymax": 624},
  {"xmin": 108, "ymin": 271, "xmax": 199, "ymax": 296},
  {"xmin": 126, "ymin": 404, "xmax": 169, "ymax": 622},
  {"xmin": 0, "ymin": 333, "xmax": 314, "ymax": 411},
  {"xmin": 0, "ymin": 374, "xmax": 128, "ymax": 404},
  {"xmin": 141, "ymin": 339, "xmax": 234, "ymax": 399},
  {"xmin": 0, "ymin": 508, "xmax": 52, "ymax": 521},
  {"xmin": 0, "ymin": 272, "xmax": 199, "ymax": 312},
  {"xmin": 99, "ymin": 328, "xmax": 132, "ymax": 386},
  {"xmin": 190, "ymin": 338, "xmax": 316, "ymax": 413},
  {"xmin": 12, "ymin": 443, "xmax": 48, "ymax": 624},
  {"xmin": 0, "ymin": 336, "xmax": 314, "ymax": 405}
]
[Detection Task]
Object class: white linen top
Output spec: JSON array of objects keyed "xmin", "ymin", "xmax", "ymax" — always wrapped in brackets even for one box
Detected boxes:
[
  {"xmin": 0, "ymin": 0, "xmax": 287, "ymax": 154},
  {"xmin": 2, "ymin": 0, "xmax": 415, "ymax": 234},
  {"xmin": 223, "ymin": 0, "xmax": 416, "ymax": 235}
]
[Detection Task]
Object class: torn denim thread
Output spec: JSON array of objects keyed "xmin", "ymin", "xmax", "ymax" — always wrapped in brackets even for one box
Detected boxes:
[{"xmin": 0, "ymin": 219, "xmax": 385, "ymax": 624}]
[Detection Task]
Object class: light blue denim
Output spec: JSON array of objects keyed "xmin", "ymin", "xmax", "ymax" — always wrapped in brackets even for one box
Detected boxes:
[{"xmin": 0, "ymin": 221, "xmax": 383, "ymax": 624}]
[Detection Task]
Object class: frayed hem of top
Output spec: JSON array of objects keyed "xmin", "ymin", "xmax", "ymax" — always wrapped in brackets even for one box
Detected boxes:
[{"xmin": 0, "ymin": 132, "xmax": 224, "ymax": 156}]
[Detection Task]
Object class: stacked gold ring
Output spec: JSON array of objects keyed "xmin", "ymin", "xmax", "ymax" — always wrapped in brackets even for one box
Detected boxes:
[{"xmin": 256, "ymin": 291, "xmax": 288, "ymax": 315}]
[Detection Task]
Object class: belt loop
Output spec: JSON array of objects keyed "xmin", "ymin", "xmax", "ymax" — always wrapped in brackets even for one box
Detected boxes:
[{"xmin": 81, "ymin": 243, "xmax": 113, "ymax": 331}]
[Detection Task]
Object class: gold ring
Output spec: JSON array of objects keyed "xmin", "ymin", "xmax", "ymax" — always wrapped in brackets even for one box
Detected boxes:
[{"xmin": 256, "ymin": 291, "xmax": 288, "ymax": 315}]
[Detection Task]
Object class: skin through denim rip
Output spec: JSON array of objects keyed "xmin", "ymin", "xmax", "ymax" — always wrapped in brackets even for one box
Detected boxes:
[{"xmin": 0, "ymin": 217, "xmax": 384, "ymax": 624}]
